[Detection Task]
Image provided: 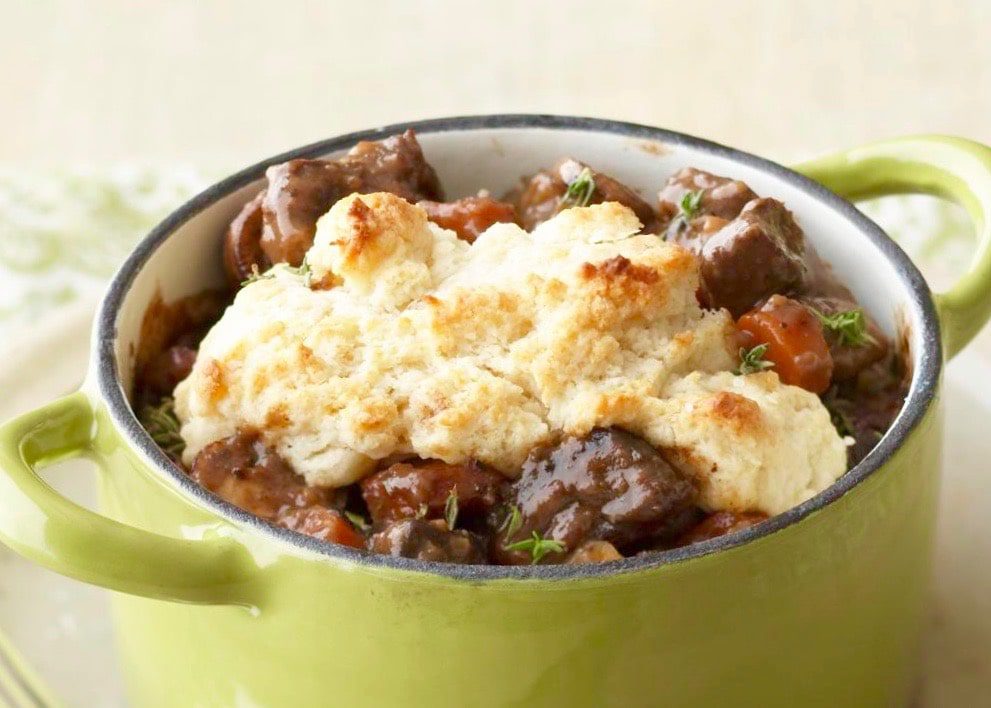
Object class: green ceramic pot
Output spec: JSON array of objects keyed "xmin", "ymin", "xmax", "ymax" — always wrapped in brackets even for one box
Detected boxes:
[{"xmin": 1, "ymin": 117, "xmax": 991, "ymax": 708}]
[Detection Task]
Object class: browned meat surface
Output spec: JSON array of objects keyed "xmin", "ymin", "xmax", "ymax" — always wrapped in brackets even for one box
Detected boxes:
[
  {"xmin": 673, "ymin": 511, "xmax": 768, "ymax": 546},
  {"xmin": 368, "ymin": 519, "xmax": 486, "ymax": 563},
  {"xmin": 361, "ymin": 459, "xmax": 504, "ymax": 525},
  {"xmin": 698, "ymin": 198, "xmax": 807, "ymax": 317},
  {"xmin": 259, "ymin": 130, "xmax": 443, "ymax": 267},
  {"xmin": 223, "ymin": 190, "xmax": 269, "ymax": 287},
  {"xmin": 493, "ymin": 428, "xmax": 697, "ymax": 565},
  {"xmin": 801, "ymin": 296, "xmax": 888, "ymax": 381},
  {"xmin": 516, "ymin": 158, "xmax": 659, "ymax": 232},
  {"xmin": 141, "ymin": 343, "xmax": 198, "ymax": 398},
  {"xmin": 280, "ymin": 506, "xmax": 365, "ymax": 548},
  {"xmin": 189, "ymin": 431, "xmax": 365, "ymax": 548},
  {"xmin": 418, "ymin": 196, "xmax": 517, "ymax": 242},
  {"xmin": 658, "ymin": 167, "xmax": 758, "ymax": 233},
  {"xmin": 802, "ymin": 247, "xmax": 857, "ymax": 301},
  {"xmin": 190, "ymin": 432, "xmax": 335, "ymax": 520},
  {"xmin": 668, "ymin": 214, "xmax": 731, "ymax": 252}
]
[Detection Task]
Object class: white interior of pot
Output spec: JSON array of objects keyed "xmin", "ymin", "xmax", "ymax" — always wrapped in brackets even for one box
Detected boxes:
[{"xmin": 107, "ymin": 126, "xmax": 920, "ymax": 401}]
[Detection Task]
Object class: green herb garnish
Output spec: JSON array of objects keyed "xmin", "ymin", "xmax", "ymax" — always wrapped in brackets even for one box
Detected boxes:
[
  {"xmin": 240, "ymin": 263, "xmax": 272, "ymax": 287},
  {"xmin": 827, "ymin": 402, "xmax": 855, "ymax": 438},
  {"xmin": 285, "ymin": 258, "xmax": 312, "ymax": 287},
  {"xmin": 822, "ymin": 390, "xmax": 856, "ymax": 439},
  {"xmin": 444, "ymin": 489, "xmax": 459, "ymax": 531},
  {"xmin": 559, "ymin": 167, "xmax": 596, "ymax": 209},
  {"xmin": 139, "ymin": 397, "xmax": 185, "ymax": 458},
  {"xmin": 498, "ymin": 504, "xmax": 523, "ymax": 539},
  {"xmin": 503, "ymin": 530, "xmax": 565, "ymax": 565},
  {"xmin": 679, "ymin": 189, "xmax": 705, "ymax": 220},
  {"xmin": 734, "ymin": 343, "xmax": 774, "ymax": 375},
  {"xmin": 813, "ymin": 308, "xmax": 877, "ymax": 348},
  {"xmin": 344, "ymin": 511, "xmax": 370, "ymax": 532}
]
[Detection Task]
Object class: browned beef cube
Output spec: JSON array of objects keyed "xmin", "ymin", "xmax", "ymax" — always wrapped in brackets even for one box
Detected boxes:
[
  {"xmin": 698, "ymin": 198, "xmax": 807, "ymax": 317},
  {"xmin": 657, "ymin": 167, "xmax": 758, "ymax": 230},
  {"xmin": 493, "ymin": 428, "xmax": 696, "ymax": 565},
  {"xmin": 515, "ymin": 158, "xmax": 659, "ymax": 232},
  {"xmin": 256, "ymin": 129, "xmax": 443, "ymax": 267},
  {"xmin": 368, "ymin": 519, "xmax": 487, "ymax": 564}
]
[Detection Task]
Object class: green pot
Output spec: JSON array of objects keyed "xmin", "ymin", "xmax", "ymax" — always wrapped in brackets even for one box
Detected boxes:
[{"xmin": 2, "ymin": 117, "xmax": 991, "ymax": 708}]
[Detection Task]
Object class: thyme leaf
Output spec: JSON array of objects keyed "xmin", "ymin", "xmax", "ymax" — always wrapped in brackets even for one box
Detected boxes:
[
  {"xmin": 240, "ymin": 263, "xmax": 272, "ymax": 287},
  {"xmin": 344, "ymin": 511, "xmax": 370, "ymax": 532},
  {"xmin": 498, "ymin": 504, "xmax": 523, "ymax": 539},
  {"xmin": 679, "ymin": 189, "xmax": 705, "ymax": 220},
  {"xmin": 559, "ymin": 167, "xmax": 596, "ymax": 209},
  {"xmin": 813, "ymin": 308, "xmax": 877, "ymax": 348},
  {"xmin": 503, "ymin": 530, "xmax": 565, "ymax": 564},
  {"xmin": 444, "ymin": 489, "xmax": 459, "ymax": 531},
  {"xmin": 734, "ymin": 343, "xmax": 774, "ymax": 376},
  {"xmin": 139, "ymin": 397, "xmax": 185, "ymax": 458}
]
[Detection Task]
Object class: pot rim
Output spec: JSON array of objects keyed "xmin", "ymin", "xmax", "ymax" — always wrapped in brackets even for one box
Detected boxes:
[{"xmin": 95, "ymin": 114, "xmax": 942, "ymax": 581}]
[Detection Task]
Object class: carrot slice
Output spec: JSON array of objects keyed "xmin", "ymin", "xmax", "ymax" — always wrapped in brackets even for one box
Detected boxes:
[{"xmin": 737, "ymin": 295, "xmax": 833, "ymax": 394}]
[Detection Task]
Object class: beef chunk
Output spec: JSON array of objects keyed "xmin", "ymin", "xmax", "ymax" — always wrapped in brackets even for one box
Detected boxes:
[
  {"xmin": 418, "ymin": 196, "xmax": 518, "ymax": 243},
  {"xmin": 281, "ymin": 506, "xmax": 365, "ymax": 548},
  {"xmin": 515, "ymin": 158, "xmax": 659, "ymax": 232},
  {"xmin": 658, "ymin": 167, "xmax": 758, "ymax": 234},
  {"xmin": 141, "ymin": 344, "xmax": 197, "ymax": 398},
  {"xmin": 493, "ymin": 428, "xmax": 696, "ymax": 565},
  {"xmin": 361, "ymin": 459, "xmax": 504, "ymax": 525},
  {"xmin": 368, "ymin": 519, "xmax": 487, "ymax": 564},
  {"xmin": 223, "ymin": 190, "xmax": 269, "ymax": 286},
  {"xmin": 802, "ymin": 296, "xmax": 888, "ymax": 381},
  {"xmin": 257, "ymin": 130, "xmax": 443, "ymax": 267},
  {"xmin": 673, "ymin": 511, "xmax": 768, "ymax": 547},
  {"xmin": 698, "ymin": 198, "xmax": 807, "ymax": 317},
  {"xmin": 190, "ymin": 432, "xmax": 366, "ymax": 547},
  {"xmin": 667, "ymin": 214, "xmax": 730, "ymax": 254},
  {"xmin": 190, "ymin": 432, "xmax": 332, "ymax": 521}
]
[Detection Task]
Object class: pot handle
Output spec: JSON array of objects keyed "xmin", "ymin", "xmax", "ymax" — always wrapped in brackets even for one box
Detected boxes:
[
  {"xmin": 796, "ymin": 135, "xmax": 991, "ymax": 360},
  {"xmin": 0, "ymin": 391, "xmax": 260, "ymax": 606}
]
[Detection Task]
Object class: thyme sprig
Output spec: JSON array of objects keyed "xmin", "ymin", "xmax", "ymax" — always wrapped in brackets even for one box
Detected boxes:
[
  {"xmin": 813, "ymin": 308, "xmax": 877, "ymax": 348},
  {"xmin": 240, "ymin": 258, "xmax": 312, "ymax": 288},
  {"xmin": 559, "ymin": 168, "xmax": 596, "ymax": 209},
  {"xmin": 498, "ymin": 504, "xmax": 523, "ymax": 539},
  {"xmin": 444, "ymin": 489, "xmax": 459, "ymax": 531},
  {"xmin": 285, "ymin": 259, "xmax": 313, "ymax": 287},
  {"xmin": 240, "ymin": 263, "xmax": 272, "ymax": 287},
  {"xmin": 734, "ymin": 343, "xmax": 774, "ymax": 376},
  {"xmin": 503, "ymin": 530, "xmax": 565, "ymax": 564},
  {"xmin": 139, "ymin": 396, "xmax": 185, "ymax": 458},
  {"xmin": 344, "ymin": 511, "xmax": 370, "ymax": 532},
  {"xmin": 679, "ymin": 189, "xmax": 705, "ymax": 220}
]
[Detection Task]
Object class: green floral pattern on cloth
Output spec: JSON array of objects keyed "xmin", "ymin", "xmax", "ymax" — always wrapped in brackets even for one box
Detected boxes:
[
  {"xmin": 0, "ymin": 169, "xmax": 977, "ymax": 339},
  {"xmin": 0, "ymin": 167, "xmax": 207, "ymax": 327}
]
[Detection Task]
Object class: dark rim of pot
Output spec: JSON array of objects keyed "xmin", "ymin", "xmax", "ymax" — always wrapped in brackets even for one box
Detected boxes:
[{"xmin": 96, "ymin": 114, "xmax": 942, "ymax": 581}]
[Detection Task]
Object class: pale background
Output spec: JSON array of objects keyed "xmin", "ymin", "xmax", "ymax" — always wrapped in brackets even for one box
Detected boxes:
[
  {"xmin": 1, "ymin": 1, "xmax": 991, "ymax": 706},
  {"xmin": 3, "ymin": 0, "xmax": 991, "ymax": 170}
]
